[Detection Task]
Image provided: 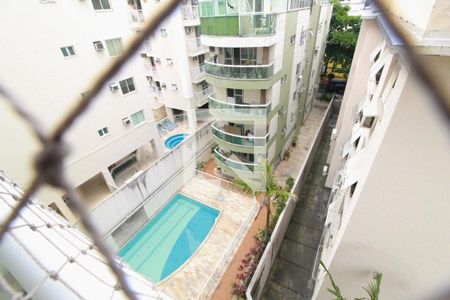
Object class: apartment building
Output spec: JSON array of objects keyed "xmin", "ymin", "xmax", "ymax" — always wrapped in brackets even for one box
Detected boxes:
[
  {"xmin": 0, "ymin": 0, "xmax": 208, "ymax": 223},
  {"xmin": 314, "ymin": 1, "xmax": 450, "ymax": 299},
  {"xmin": 199, "ymin": 0, "xmax": 332, "ymax": 189},
  {"xmin": 140, "ymin": 0, "xmax": 214, "ymax": 129}
]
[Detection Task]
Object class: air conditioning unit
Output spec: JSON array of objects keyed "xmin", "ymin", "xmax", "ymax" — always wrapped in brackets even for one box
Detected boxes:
[
  {"xmin": 279, "ymin": 106, "xmax": 287, "ymax": 114},
  {"xmin": 161, "ymin": 83, "xmax": 167, "ymax": 88},
  {"xmin": 122, "ymin": 117, "xmax": 131, "ymax": 126},
  {"xmin": 155, "ymin": 57, "xmax": 161, "ymax": 63},
  {"xmin": 109, "ymin": 83, "xmax": 120, "ymax": 92},
  {"xmin": 281, "ymin": 127, "xmax": 286, "ymax": 135},
  {"xmin": 93, "ymin": 41, "xmax": 104, "ymax": 51},
  {"xmin": 297, "ymin": 74, "xmax": 303, "ymax": 80}
]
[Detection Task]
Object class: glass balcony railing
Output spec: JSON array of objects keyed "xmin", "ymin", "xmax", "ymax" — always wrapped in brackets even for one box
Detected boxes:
[
  {"xmin": 205, "ymin": 60, "xmax": 274, "ymax": 80},
  {"xmin": 209, "ymin": 95, "xmax": 271, "ymax": 117},
  {"xmin": 214, "ymin": 148, "xmax": 260, "ymax": 173},
  {"xmin": 212, "ymin": 123, "xmax": 269, "ymax": 147},
  {"xmin": 200, "ymin": 13, "xmax": 276, "ymax": 36}
]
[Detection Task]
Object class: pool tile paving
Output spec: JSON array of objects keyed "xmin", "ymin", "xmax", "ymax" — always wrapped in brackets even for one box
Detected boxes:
[{"xmin": 157, "ymin": 175, "xmax": 257, "ymax": 300}]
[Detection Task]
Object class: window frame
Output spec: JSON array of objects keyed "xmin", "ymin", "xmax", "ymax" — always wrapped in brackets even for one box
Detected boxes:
[
  {"xmin": 119, "ymin": 77, "xmax": 136, "ymax": 95},
  {"xmin": 105, "ymin": 38, "xmax": 123, "ymax": 57},
  {"xmin": 91, "ymin": 0, "xmax": 111, "ymax": 11},
  {"xmin": 60, "ymin": 46, "xmax": 76, "ymax": 58},
  {"xmin": 131, "ymin": 110, "xmax": 145, "ymax": 126},
  {"xmin": 97, "ymin": 127, "xmax": 109, "ymax": 137}
]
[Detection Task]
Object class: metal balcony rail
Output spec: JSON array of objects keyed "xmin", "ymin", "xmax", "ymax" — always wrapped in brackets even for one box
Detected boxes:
[
  {"xmin": 193, "ymin": 85, "xmax": 214, "ymax": 104},
  {"xmin": 212, "ymin": 123, "xmax": 270, "ymax": 147},
  {"xmin": 130, "ymin": 9, "xmax": 144, "ymax": 24},
  {"xmin": 209, "ymin": 95, "xmax": 272, "ymax": 116},
  {"xmin": 190, "ymin": 64, "xmax": 206, "ymax": 81},
  {"xmin": 181, "ymin": 5, "xmax": 200, "ymax": 20},
  {"xmin": 205, "ymin": 60, "xmax": 274, "ymax": 80},
  {"xmin": 186, "ymin": 37, "xmax": 207, "ymax": 53}
]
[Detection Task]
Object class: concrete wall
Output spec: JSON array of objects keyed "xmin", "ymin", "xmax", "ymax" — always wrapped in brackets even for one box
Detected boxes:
[
  {"xmin": 83, "ymin": 122, "xmax": 213, "ymax": 236},
  {"xmin": 247, "ymin": 101, "xmax": 333, "ymax": 300}
]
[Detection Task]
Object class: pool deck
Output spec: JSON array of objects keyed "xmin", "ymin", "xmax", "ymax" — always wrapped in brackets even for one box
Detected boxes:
[{"xmin": 157, "ymin": 174, "xmax": 258, "ymax": 300}]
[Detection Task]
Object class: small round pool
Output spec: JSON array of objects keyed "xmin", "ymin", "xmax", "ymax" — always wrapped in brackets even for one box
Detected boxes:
[{"xmin": 164, "ymin": 133, "xmax": 190, "ymax": 149}]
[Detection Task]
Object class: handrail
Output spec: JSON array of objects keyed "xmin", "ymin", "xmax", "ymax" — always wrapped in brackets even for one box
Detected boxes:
[
  {"xmin": 196, "ymin": 198, "xmax": 259, "ymax": 299},
  {"xmin": 212, "ymin": 122, "xmax": 269, "ymax": 140},
  {"xmin": 209, "ymin": 94, "xmax": 271, "ymax": 108},
  {"xmin": 214, "ymin": 147, "xmax": 258, "ymax": 167},
  {"xmin": 205, "ymin": 59, "xmax": 274, "ymax": 69}
]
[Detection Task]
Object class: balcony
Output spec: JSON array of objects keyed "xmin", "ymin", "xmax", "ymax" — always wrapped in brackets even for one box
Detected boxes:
[
  {"xmin": 205, "ymin": 60, "xmax": 274, "ymax": 80},
  {"xmin": 190, "ymin": 64, "xmax": 206, "ymax": 83},
  {"xmin": 212, "ymin": 123, "xmax": 269, "ymax": 148},
  {"xmin": 200, "ymin": 13, "xmax": 276, "ymax": 37},
  {"xmin": 182, "ymin": 5, "xmax": 200, "ymax": 26},
  {"xmin": 214, "ymin": 147, "xmax": 261, "ymax": 173},
  {"xmin": 209, "ymin": 95, "xmax": 271, "ymax": 118},
  {"xmin": 186, "ymin": 38, "xmax": 208, "ymax": 56},
  {"xmin": 141, "ymin": 61, "xmax": 158, "ymax": 77},
  {"xmin": 193, "ymin": 85, "xmax": 214, "ymax": 107},
  {"xmin": 129, "ymin": 10, "xmax": 144, "ymax": 30}
]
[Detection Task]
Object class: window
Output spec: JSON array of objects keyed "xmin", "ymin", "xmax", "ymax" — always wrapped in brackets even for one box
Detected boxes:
[
  {"xmin": 375, "ymin": 66, "xmax": 384, "ymax": 84},
  {"xmin": 350, "ymin": 182, "xmax": 358, "ymax": 197},
  {"xmin": 97, "ymin": 127, "xmax": 109, "ymax": 137},
  {"xmin": 362, "ymin": 116, "xmax": 376, "ymax": 128},
  {"xmin": 227, "ymin": 88, "xmax": 243, "ymax": 104},
  {"xmin": 105, "ymin": 38, "xmax": 123, "ymax": 57},
  {"xmin": 290, "ymin": 34, "xmax": 296, "ymax": 44},
  {"xmin": 299, "ymin": 29, "xmax": 307, "ymax": 46},
  {"xmin": 295, "ymin": 62, "xmax": 300, "ymax": 76},
  {"xmin": 160, "ymin": 29, "xmax": 167, "ymax": 37},
  {"xmin": 92, "ymin": 0, "xmax": 111, "ymax": 10},
  {"xmin": 60, "ymin": 46, "xmax": 75, "ymax": 57},
  {"xmin": 131, "ymin": 110, "xmax": 145, "ymax": 126},
  {"xmin": 374, "ymin": 50, "xmax": 381, "ymax": 62},
  {"xmin": 119, "ymin": 78, "xmax": 136, "ymax": 94}
]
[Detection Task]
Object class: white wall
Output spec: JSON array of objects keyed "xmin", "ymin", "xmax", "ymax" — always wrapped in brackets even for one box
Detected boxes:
[
  {"xmin": 85, "ymin": 123, "xmax": 213, "ymax": 236},
  {"xmin": 0, "ymin": 0, "xmax": 163, "ymax": 216}
]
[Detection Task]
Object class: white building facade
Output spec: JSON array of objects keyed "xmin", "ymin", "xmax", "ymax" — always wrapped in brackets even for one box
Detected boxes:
[
  {"xmin": 0, "ymin": 0, "xmax": 208, "ymax": 223},
  {"xmin": 314, "ymin": 1, "xmax": 450, "ymax": 299}
]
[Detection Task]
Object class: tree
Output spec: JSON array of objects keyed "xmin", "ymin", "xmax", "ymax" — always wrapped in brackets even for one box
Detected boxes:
[
  {"xmin": 234, "ymin": 160, "xmax": 291, "ymax": 240},
  {"xmin": 325, "ymin": 0, "xmax": 361, "ymax": 76},
  {"xmin": 320, "ymin": 261, "xmax": 383, "ymax": 300}
]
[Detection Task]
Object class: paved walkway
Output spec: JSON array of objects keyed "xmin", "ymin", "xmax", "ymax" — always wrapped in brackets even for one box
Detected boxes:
[
  {"xmin": 206, "ymin": 103, "xmax": 330, "ymax": 299},
  {"xmin": 261, "ymin": 109, "xmax": 337, "ymax": 300}
]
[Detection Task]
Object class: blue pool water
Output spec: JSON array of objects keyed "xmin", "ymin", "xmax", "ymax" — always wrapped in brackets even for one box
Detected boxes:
[
  {"xmin": 117, "ymin": 194, "xmax": 219, "ymax": 283},
  {"xmin": 164, "ymin": 133, "xmax": 189, "ymax": 149}
]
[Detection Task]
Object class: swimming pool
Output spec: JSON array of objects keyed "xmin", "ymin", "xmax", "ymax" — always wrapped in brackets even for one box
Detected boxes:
[
  {"xmin": 117, "ymin": 194, "xmax": 219, "ymax": 283},
  {"xmin": 164, "ymin": 133, "xmax": 189, "ymax": 149}
]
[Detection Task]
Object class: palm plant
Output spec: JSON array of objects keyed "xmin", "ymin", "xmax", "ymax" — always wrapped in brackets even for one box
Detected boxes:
[
  {"xmin": 320, "ymin": 261, "xmax": 382, "ymax": 300},
  {"xmin": 234, "ymin": 160, "xmax": 291, "ymax": 240}
]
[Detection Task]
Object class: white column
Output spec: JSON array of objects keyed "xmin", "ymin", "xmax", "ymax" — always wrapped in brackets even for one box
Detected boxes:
[
  {"xmin": 165, "ymin": 107, "xmax": 174, "ymax": 122},
  {"xmin": 186, "ymin": 108, "xmax": 197, "ymax": 131},
  {"xmin": 101, "ymin": 169, "xmax": 117, "ymax": 192},
  {"xmin": 152, "ymin": 138, "xmax": 165, "ymax": 158}
]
